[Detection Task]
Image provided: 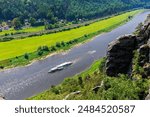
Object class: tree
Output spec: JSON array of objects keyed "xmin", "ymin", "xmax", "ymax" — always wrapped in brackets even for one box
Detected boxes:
[
  {"xmin": 61, "ymin": 41, "xmax": 65, "ymax": 46},
  {"xmin": 42, "ymin": 46, "xmax": 49, "ymax": 51},
  {"xmin": 12, "ymin": 18, "xmax": 22, "ymax": 30},
  {"xmin": 0, "ymin": 0, "xmax": 149, "ymax": 23},
  {"xmin": 56, "ymin": 42, "xmax": 61, "ymax": 48},
  {"xmin": 47, "ymin": 11, "xmax": 54, "ymax": 20},
  {"xmin": 37, "ymin": 51, "xmax": 43, "ymax": 56},
  {"xmin": 29, "ymin": 17, "xmax": 36, "ymax": 26},
  {"xmin": 24, "ymin": 53, "xmax": 29, "ymax": 59}
]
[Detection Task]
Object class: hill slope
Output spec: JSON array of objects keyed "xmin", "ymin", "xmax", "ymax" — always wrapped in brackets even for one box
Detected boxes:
[{"xmin": 0, "ymin": 0, "xmax": 150, "ymax": 21}]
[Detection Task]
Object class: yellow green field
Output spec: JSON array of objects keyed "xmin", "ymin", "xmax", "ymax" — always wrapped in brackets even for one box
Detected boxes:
[
  {"xmin": 0, "ymin": 26, "xmax": 45, "ymax": 36},
  {"xmin": 0, "ymin": 10, "xmax": 140, "ymax": 61}
]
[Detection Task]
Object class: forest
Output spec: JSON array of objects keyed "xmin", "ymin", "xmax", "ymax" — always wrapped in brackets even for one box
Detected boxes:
[{"xmin": 0, "ymin": 0, "xmax": 150, "ymax": 22}]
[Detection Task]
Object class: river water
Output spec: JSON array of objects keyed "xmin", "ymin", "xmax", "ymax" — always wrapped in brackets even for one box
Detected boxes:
[{"xmin": 0, "ymin": 11, "xmax": 150, "ymax": 100}]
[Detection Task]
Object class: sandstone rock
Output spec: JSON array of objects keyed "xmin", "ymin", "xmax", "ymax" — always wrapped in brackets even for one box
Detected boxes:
[
  {"xmin": 143, "ymin": 64, "xmax": 150, "ymax": 78},
  {"xmin": 138, "ymin": 44, "xmax": 149, "ymax": 66},
  {"xmin": 138, "ymin": 38, "xmax": 150, "ymax": 78},
  {"xmin": 106, "ymin": 35, "xmax": 136, "ymax": 76},
  {"xmin": 145, "ymin": 88, "xmax": 150, "ymax": 100},
  {"xmin": 105, "ymin": 18, "xmax": 150, "ymax": 78},
  {"xmin": 63, "ymin": 91, "xmax": 81, "ymax": 100}
]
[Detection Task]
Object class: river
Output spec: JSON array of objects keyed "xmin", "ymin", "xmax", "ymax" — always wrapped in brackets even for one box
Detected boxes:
[{"xmin": 0, "ymin": 10, "xmax": 150, "ymax": 100}]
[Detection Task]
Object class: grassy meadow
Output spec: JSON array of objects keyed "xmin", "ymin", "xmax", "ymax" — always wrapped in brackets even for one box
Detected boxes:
[{"xmin": 0, "ymin": 10, "xmax": 140, "ymax": 61}]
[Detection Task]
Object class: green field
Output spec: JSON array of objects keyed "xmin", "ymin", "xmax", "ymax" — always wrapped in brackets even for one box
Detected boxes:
[
  {"xmin": 0, "ymin": 26, "xmax": 45, "ymax": 36},
  {"xmin": 0, "ymin": 10, "xmax": 140, "ymax": 61}
]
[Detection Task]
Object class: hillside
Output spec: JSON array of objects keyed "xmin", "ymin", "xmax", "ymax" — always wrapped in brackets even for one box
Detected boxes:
[{"xmin": 0, "ymin": 0, "xmax": 150, "ymax": 21}]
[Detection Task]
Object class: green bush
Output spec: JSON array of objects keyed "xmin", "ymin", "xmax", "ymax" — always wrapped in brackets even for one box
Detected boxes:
[
  {"xmin": 37, "ymin": 51, "xmax": 43, "ymax": 56},
  {"xmin": 5, "ymin": 33, "xmax": 9, "ymax": 36},
  {"xmin": 61, "ymin": 41, "xmax": 65, "ymax": 46},
  {"xmin": 56, "ymin": 42, "xmax": 61, "ymax": 48},
  {"xmin": 24, "ymin": 53, "xmax": 29, "ymax": 59},
  {"xmin": 99, "ymin": 75, "xmax": 149, "ymax": 100},
  {"xmin": 37, "ymin": 46, "xmax": 49, "ymax": 52},
  {"xmin": 0, "ymin": 66, "xmax": 4, "ymax": 69},
  {"xmin": 50, "ymin": 46, "xmax": 56, "ymax": 51},
  {"xmin": 78, "ymin": 76, "xmax": 83, "ymax": 87},
  {"xmin": 51, "ymin": 86, "xmax": 60, "ymax": 94},
  {"xmin": 42, "ymin": 46, "xmax": 49, "ymax": 51}
]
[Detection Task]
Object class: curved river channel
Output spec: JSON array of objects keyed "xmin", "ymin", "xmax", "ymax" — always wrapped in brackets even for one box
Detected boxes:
[{"xmin": 0, "ymin": 11, "xmax": 150, "ymax": 100}]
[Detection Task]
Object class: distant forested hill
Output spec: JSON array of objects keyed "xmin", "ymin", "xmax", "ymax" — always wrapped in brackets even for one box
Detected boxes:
[{"xmin": 0, "ymin": 0, "xmax": 150, "ymax": 21}]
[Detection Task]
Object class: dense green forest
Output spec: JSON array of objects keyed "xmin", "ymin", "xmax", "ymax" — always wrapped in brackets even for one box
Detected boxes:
[{"xmin": 0, "ymin": 0, "xmax": 150, "ymax": 22}]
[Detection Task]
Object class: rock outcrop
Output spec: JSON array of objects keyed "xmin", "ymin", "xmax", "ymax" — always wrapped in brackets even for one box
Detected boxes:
[
  {"xmin": 106, "ymin": 35, "xmax": 136, "ymax": 76},
  {"xmin": 106, "ymin": 17, "xmax": 150, "ymax": 78},
  {"xmin": 145, "ymin": 89, "xmax": 150, "ymax": 100}
]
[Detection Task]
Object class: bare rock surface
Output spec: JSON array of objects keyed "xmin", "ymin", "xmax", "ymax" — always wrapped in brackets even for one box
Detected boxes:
[
  {"xmin": 106, "ymin": 22, "xmax": 150, "ymax": 77},
  {"xmin": 106, "ymin": 35, "xmax": 136, "ymax": 76}
]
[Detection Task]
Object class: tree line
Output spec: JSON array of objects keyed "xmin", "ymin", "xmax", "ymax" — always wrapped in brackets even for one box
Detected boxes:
[{"xmin": 0, "ymin": 0, "xmax": 150, "ymax": 27}]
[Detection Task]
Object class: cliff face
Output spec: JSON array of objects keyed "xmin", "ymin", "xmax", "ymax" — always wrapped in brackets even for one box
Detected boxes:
[
  {"xmin": 106, "ymin": 15, "xmax": 150, "ymax": 78},
  {"xmin": 106, "ymin": 35, "xmax": 137, "ymax": 76}
]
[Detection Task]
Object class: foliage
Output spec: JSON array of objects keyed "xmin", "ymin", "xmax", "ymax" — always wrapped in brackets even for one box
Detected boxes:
[
  {"xmin": 132, "ymin": 51, "xmax": 147, "ymax": 79},
  {"xmin": 29, "ymin": 17, "xmax": 36, "ymax": 26},
  {"xmin": 0, "ymin": 0, "xmax": 149, "ymax": 21},
  {"xmin": 12, "ymin": 17, "xmax": 22, "ymax": 30},
  {"xmin": 24, "ymin": 53, "xmax": 29, "ymax": 59}
]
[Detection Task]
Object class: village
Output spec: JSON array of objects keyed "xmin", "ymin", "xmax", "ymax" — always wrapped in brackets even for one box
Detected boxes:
[
  {"xmin": 0, "ymin": 18, "xmax": 45, "ymax": 32},
  {"xmin": 0, "ymin": 20, "xmax": 11, "ymax": 31}
]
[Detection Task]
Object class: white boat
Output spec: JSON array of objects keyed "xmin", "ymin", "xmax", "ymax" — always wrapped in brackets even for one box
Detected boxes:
[
  {"xmin": 48, "ymin": 61, "xmax": 73, "ymax": 73},
  {"xmin": 56, "ymin": 62, "xmax": 73, "ymax": 68},
  {"xmin": 48, "ymin": 66, "xmax": 64, "ymax": 73}
]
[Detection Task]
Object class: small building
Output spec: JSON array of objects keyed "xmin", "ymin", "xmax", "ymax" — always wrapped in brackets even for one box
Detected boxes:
[
  {"xmin": 0, "ymin": 27, "xmax": 2, "ymax": 32},
  {"xmin": 3, "ymin": 25, "xmax": 9, "ymax": 30},
  {"xmin": 24, "ymin": 19, "xmax": 31, "ymax": 28},
  {"xmin": 6, "ymin": 20, "xmax": 12, "ymax": 27}
]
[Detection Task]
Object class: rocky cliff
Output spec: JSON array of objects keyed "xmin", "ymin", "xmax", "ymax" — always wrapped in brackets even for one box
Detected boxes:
[{"xmin": 106, "ymin": 15, "xmax": 150, "ymax": 79}]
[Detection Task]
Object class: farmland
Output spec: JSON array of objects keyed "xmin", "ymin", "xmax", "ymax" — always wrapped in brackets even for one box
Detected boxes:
[
  {"xmin": 0, "ymin": 26, "xmax": 45, "ymax": 36},
  {"xmin": 0, "ymin": 10, "xmax": 140, "ymax": 61}
]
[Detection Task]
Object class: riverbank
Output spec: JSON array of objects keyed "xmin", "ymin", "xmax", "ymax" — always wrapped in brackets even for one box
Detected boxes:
[{"xmin": 0, "ymin": 10, "xmax": 141, "ymax": 69}]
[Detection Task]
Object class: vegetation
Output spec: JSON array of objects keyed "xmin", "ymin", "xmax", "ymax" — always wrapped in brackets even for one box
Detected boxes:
[
  {"xmin": 0, "ymin": 10, "xmax": 140, "ymax": 62},
  {"xmin": 0, "ymin": 0, "xmax": 149, "ymax": 22},
  {"xmin": 29, "ymin": 58, "xmax": 149, "ymax": 100},
  {"xmin": 12, "ymin": 18, "xmax": 22, "ymax": 30},
  {"xmin": 132, "ymin": 51, "xmax": 146, "ymax": 79}
]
